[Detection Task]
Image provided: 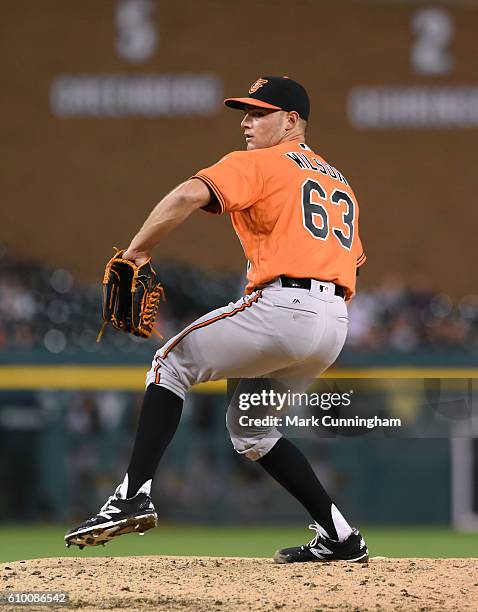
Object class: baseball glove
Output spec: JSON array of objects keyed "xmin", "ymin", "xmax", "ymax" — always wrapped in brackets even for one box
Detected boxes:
[{"xmin": 97, "ymin": 248, "xmax": 165, "ymax": 341}]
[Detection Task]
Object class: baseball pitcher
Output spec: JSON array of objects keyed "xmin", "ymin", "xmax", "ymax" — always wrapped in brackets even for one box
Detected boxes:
[{"xmin": 65, "ymin": 76, "xmax": 368, "ymax": 564}]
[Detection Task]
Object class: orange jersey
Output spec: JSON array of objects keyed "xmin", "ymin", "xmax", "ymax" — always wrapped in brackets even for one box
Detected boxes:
[{"xmin": 194, "ymin": 140, "xmax": 365, "ymax": 299}]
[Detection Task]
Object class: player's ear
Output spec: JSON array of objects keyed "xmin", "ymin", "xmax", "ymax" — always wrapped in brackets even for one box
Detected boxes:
[{"xmin": 285, "ymin": 111, "xmax": 300, "ymax": 130}]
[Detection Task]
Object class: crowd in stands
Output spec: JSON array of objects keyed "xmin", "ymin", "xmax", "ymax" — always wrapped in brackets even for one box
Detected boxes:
[
  {"xmin": 0, "ymin": 245, "xmax": 476, "ymax": 355},
  {"xmin": 347, "ymin": 277, "xmax": 477, "ymax": 352},
  {"xmin": 0, "ymin": 245, "xmax": 239, "ymax": 356}
]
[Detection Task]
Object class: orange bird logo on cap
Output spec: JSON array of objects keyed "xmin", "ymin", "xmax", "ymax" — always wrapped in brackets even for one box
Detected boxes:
[{"xmin": 249, "ymin": 78, "xmax": 268, "ymax": 94}]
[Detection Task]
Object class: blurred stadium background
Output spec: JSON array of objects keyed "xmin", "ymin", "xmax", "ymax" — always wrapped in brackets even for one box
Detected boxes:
[{"xmin": 1, "ymin": 0, "xmax": 477, "ymax": 561}]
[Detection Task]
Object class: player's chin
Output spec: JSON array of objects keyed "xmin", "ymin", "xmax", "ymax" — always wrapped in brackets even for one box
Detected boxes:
[{"xmin": 245, "ymin": 139, "xmax": 259, "ymax": 150}]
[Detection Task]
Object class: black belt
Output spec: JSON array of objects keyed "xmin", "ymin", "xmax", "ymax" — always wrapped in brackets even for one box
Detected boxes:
[{"xmin": 279, "ymin": 275, "xmax": 345, "ymax": 298}]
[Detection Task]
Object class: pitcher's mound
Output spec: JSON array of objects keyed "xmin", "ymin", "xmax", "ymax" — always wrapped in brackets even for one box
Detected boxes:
[{"xmin": 2, "ymin": 556, "xmax": 477, "ymax": 610}]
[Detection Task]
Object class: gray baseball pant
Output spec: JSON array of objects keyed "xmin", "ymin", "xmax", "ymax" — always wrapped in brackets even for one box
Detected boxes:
[{"xmin": 146, "ymin": 278, "xmax": 348, "ymax": 460}]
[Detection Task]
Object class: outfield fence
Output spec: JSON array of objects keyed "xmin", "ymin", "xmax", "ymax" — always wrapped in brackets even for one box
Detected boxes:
[{"xmin": 2, "ymin": 365, "xmax": 473, "ymax": 526}]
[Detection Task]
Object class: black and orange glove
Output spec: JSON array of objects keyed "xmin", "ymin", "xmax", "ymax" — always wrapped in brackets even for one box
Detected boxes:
[{"xmin": 97, "ymin": 248, "xmax": 165, "ymax": 341}]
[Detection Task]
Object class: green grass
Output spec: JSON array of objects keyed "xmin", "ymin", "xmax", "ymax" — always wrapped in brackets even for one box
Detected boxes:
[{"xmin": 0, "ymin": 524, "xmax": 477, "ymax": 563}]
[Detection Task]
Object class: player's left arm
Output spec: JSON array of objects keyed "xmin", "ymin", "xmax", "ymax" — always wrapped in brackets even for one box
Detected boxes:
[{"xmin": 123, "ymin": 178, "xmax": 211, "ymax": 264}]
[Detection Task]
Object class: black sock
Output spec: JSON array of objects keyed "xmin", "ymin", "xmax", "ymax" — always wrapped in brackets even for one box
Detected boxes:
[
  {"xmin": 257, "ymin": 437, "xmax": 344, "ymax": 540},
  {"xmin": 126, "ymin": 384, "xmax": 183, "ymax": 497}
]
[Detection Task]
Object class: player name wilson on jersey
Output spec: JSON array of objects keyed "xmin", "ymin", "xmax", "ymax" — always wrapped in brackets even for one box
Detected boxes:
[{"xmin": 285, "ymin": 147, "xmax": 349, "ymax": 186}]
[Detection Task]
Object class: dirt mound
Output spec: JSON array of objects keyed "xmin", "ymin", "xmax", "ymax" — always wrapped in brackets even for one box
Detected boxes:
[{"xmin": 1, "ymin": 556, "xmax": 476, "ymax": 611}]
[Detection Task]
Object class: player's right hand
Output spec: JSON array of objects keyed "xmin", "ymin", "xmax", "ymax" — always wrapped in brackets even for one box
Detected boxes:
[{"xmin": 122, "ymin": 248, "xmax": 151, "ymax": 266}]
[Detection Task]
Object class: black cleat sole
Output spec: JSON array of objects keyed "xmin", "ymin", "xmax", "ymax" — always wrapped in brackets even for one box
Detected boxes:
[
  {"xmin": 65, "ymin": 513, "xmax": 158, "ymax": 548},
  {"xmin": 273, "ymin": 549, "xmax": 369, "ymax": 564}
]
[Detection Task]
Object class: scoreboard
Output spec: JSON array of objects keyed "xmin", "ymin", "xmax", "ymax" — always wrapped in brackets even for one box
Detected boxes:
[{"xmin": 1, "ymin": 0, "xmax": 477, "ymax": 295}]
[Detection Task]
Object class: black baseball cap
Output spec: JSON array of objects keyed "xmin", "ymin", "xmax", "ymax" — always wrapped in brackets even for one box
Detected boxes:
[{"xmin": 224, "ymin": 76, "xmax": 310, "ymax": 120}]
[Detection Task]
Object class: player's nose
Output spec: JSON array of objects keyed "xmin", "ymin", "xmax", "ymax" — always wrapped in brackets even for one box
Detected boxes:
[{"xmin": 241, "ymin": 113, "xmax": 251, "ymax": 128}]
